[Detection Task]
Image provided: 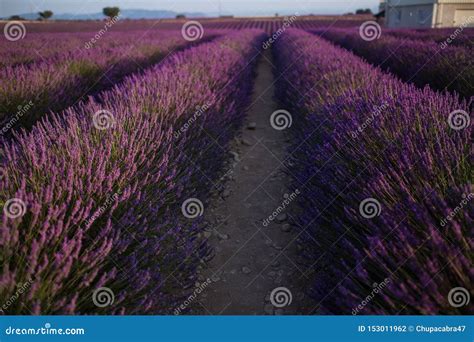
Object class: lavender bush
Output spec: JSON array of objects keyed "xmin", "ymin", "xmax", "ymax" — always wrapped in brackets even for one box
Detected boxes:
[
  {"xmin": 274, "ymin": 29, "xmax": 472, "ymax": 314},
  {"xmin": 0, "ymin": 30, "xmax": 221, "ymax": 133},
  {"xmin": 315, "ymin": 29, "xmax": 473, "ymax": 99},
  {"xmin": 0, "ymin": 29, "xmax": 265, "ymax": 314},
  {"xmin": 386, "ymin": 28, "xmax": 474, "ymax": 48}
]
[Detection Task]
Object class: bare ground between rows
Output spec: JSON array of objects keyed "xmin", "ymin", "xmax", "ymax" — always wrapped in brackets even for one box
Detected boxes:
[{"xmin": 195, "ymin": 48, "xmax": 315, "ymax": 315}]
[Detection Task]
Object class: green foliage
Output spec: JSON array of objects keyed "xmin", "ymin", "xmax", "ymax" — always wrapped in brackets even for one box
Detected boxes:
[
  {"xmin": 38, "ymin": 10, "xmax": 53, "ymax": 20},
  {"xmin": 9, "ymin": 15, "xmax": 25, "ymax": 20},
  {"xmin": 355, "ymin": 8, "xmax": 373, "ymax": 15},
  {"xmin": 103, "ymin": 7, "xmax": 120, "ymax": 19}
]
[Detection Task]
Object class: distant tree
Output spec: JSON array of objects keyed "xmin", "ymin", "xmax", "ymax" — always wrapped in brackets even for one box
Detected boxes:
[
  {"xmin": 103, "ymin": 7, "xmax": 120, "ymax": 19},
  {"xmin": 176, "ymin": 14, "xmax": 186, "ymax": 19},
  {"xmin": 355, "ymin": 8, "xmax": 373, "ymax": 15},
  {"xmin": 38, "ymin": 10, "xmax": 53, "ymax": 20},
  {"xmin": 9, "ymin": 15, "xmax": 25, "ymax": 20}
]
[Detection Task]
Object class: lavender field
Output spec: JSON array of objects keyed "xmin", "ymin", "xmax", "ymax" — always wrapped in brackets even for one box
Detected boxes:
[{"xmin": 0, "ymin": 14, "xmax": 472, "ymax": 316}]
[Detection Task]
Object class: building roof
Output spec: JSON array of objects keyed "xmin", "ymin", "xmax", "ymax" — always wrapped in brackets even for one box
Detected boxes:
[
  {"xmin": 387, "ymin": 0, "xmax": 435, "ymax": 5},
  {"xmin": 387, "ymin": 0, "xmax": 474, "ymax": 5}
]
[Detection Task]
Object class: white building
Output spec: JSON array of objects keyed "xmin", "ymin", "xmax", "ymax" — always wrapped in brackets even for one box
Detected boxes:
[{"xmin": 384, "ymin": 0, "xmax": 474, "ymax": 28}]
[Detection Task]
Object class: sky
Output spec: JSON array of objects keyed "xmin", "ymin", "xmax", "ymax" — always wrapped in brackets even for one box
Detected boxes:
[{"xmin": 1, "ymin": 0, "xmax": 381, "ymax": 17}]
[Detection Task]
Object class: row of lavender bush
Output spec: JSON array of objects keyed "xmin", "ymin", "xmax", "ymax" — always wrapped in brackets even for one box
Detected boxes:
[
  {"xmin": 0, "ymin": 31, "xmax": 141, "ymax": 68},
  {"xmin": 386, "ymin": 28, "xmax": 474, "ymax": 48},
  {"xmin": 0, "ymin": 30, "xmax": 265, "ymax": 314},
  {"xmin": 0, "ymin": 30, "xmax": 220, "ymax": 133},
  {"xmin": 314, "ymin": 29, "xmax": 473, "ymax": 99},
  {"xmin": 275, "ymin": 29, "xmax": 472, "ymax": 314}
]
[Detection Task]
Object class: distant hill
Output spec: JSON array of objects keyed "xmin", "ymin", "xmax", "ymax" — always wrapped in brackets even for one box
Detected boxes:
[{"xmin": 6, "ymin": 9, "xmax": 206, "ymax": 20}]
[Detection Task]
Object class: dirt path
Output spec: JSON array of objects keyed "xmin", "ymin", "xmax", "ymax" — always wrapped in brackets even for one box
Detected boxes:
[{"xmin": 197, "ymin": 49, "xmax": 313, "ymax": 315}]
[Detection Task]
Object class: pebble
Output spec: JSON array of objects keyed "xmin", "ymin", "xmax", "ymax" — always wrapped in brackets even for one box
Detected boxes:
[
  {"xmin": 243, "ymin": 165, "xmax": 249, "ymax": 171},
  {"xmin": 230, "ymin": 151, "xmax": 240, "ymax": 161},
  {"xmin": 247, "ymin": 122, "xmax": 257, "ymax": 130},
  {"xmin": 242, "ymin": 266, "xmax": 252, "ymax": 274},
  {"xmin": 281, "ymin": 224, "xmax": 291, "ymax": 232},
  {"xmin": 203, "ymin": 231, "xmax": 212, "ymax": 239},
  {"xmin": 270, "ymin": 173, "xmax": 281, "ymax": 180},
  {"xmin": 268, "ymin": 271, "xmax": 276, "ymax": 278},
  {"xmin": 218, "ymin": 233, "xmax": 230, "ymax": 240},
  {"xmin": 271, "ymin": 260, "xmax": 280, "ymax": 268},
  {"xmin": 241, "ymin": 138, "xmax": 253, "ymax": 146},
  {"xmin": 222, "ymin": 189, "xmax": 231, "ymax": 198},
  {"xmin": 276, "ymin": 213, "xmax": 287, "ymax": 222}
]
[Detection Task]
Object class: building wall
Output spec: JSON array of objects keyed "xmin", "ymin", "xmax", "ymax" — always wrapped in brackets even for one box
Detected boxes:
[
  {"xmin": 386, "ymin": 4, "xmax": 434, "ymax": 28},
  {"xmin": 385, "ymin": 0, "xmax": 474, "ymax": 28},
  {"xmin": 435, "ymin": 3, "xmax": 474, "ymax": 27}
]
